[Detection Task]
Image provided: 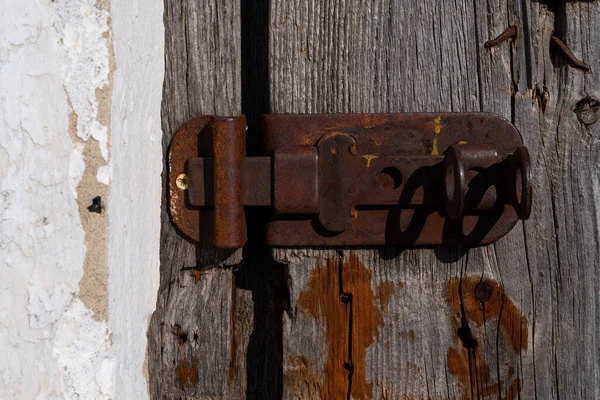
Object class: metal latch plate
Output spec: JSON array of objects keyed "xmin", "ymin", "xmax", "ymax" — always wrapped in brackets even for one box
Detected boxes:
[
  {"xmin": 262, "ymin": 113, "xmax": 526, "ymax": 246},
  {"xmin": 168, "ymin": 113, "xmax": 531, "ymax": 248}
]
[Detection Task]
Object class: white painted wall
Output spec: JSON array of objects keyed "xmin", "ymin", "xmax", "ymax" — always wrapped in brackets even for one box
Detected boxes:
[
  {"xmin": 109, "ymin": 0, "xmax": 163, "ymax": 398},
  {"xmin": 0, "ymin": 0, "xmax": 163, "ymax": 398}
]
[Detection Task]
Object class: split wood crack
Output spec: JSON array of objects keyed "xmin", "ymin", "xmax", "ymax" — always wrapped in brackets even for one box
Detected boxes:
[{"xmin": 337, "ymin": 251, "xmax": 354, "ymax": 400}]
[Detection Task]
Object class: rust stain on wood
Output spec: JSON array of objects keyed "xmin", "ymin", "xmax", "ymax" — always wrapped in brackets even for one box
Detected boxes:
[
  {"xmin": 190, "ymin": 268, "xmax": 207, "ymax": 284},
  {"xmin": 297, "ymin": 252, "xmax": 389, "ymax": 399},
  {"xmin": 446, "ymin": 276, "xmax": 528, "ymax": 400},
  {"xmin": 175, "ymin": 357, "xmax": 199, "ymax": 387}
]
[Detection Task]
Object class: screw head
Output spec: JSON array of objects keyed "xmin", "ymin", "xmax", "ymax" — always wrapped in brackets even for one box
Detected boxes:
[{"xmin": 176, "ymin": 173, "xmax": 189, "ymax": 190}]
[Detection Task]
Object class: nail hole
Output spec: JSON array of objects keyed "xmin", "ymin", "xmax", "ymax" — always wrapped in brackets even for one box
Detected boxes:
[
  {"xmin": 87, "ymin": 196, "xmax": 102, "ymax": 214},
  {"xmin": 378, "ymin": 167, "xmax": 402, "ymax": 190},
  {"xmin": 340, "ymin": 292, "xmax": 352, "ymax": 304},
  {"xmin": 179, "ymin": 332, "xmax": 188, "ymax": 344}
]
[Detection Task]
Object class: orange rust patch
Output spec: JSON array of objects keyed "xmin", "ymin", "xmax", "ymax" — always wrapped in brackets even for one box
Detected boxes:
[
  {"xmin": 446, "ymin": 276, "xmax": 528, "ymax": 400},
  {"xmin": 377, "ymin": 281, "xmax": 395, "ymax": 313},
  {"xmin": 175, "ymin": 357, "xmax": 199, "ymax": 387},
  {"xmin": 297, "ymin": 252, "xmax": 387, "ymax": 400},
  {"xmin": 448, "ymin": 277, "xmax": 528, "ymax": 353},
  {"xmin": 190, "ymin": 268, "xmax": 207, "ymax": 284}
]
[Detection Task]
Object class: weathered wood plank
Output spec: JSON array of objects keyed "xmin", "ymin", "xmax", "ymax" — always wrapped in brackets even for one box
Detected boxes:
[
  {"xmin": 271, "ymin": 0, "xmax": 600, "ymax": 398},
  {"xmin": 511, "ymin": 2, "xmax": 600, "ymax": 399},
  {"xmin": 148, "ymin": 1, "xmax": 245, "ymax": 398}
]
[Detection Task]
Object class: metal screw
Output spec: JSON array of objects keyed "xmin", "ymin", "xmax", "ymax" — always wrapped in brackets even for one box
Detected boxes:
[{"xmin": 176, "ymin": 173, "xmax": 189, "ymax": 190}]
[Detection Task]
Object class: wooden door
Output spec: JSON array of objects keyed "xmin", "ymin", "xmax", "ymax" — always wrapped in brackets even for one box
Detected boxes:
[{"xmin": 149, "ymin": 1, "xmax": 600, "ymax": 399}]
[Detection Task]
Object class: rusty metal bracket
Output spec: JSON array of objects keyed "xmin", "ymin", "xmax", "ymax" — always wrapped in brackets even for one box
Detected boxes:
[{"xmin": 168, "ymin": 113, "xmax": 532, "ymax": 248}]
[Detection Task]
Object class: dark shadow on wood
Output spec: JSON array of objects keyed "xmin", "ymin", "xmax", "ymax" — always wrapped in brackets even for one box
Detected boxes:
[
  {"xmin": 240, "ymin": 1, "xmax": 285, "ymax": 399},
  {"xmin": 235, "ymin": 258, "xmax": 288, "ymax": 400},
  {"xmin": 378, "ymin": 162, "xmax": 507, "ymax": 261}
]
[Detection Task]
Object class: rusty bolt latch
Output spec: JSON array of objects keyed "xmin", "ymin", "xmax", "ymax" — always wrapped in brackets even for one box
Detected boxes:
[{"xmin": 168, "ymin": 113, "xmax": 532, "ymax": 248}]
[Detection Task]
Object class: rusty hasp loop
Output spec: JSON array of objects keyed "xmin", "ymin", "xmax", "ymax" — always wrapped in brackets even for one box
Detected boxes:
[{"xmin": 168, "ymin": 113, "xmax": 533, "ymax": 248}]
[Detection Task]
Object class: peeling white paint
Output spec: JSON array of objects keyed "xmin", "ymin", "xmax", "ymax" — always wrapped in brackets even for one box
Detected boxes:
[
  {"xmin": 0, "ymin": 1, "xmax": 114, "ymax": 398},
  {"xmin": 96, "ymin": 164, "xmax": 111, "ymax": 185},
  {"xmin": 69, "ymin": 143, "xmax": 85, "ymax": 198},
  {"xmin": 52, "ymin": 300, "xmax": 114, "ymax": 399},
  {"xmin": 53, "ymin": 0, "xmax": 110, "ymax": 154},
  {"xmin": 1, "ymin": 0, "xmax": 163, "ymax": 397}
]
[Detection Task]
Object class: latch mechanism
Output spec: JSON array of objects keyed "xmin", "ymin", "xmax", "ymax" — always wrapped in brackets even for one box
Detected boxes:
[{"xmin": 169, "ymin": 113, "xmax": 532, "ymax": 248}]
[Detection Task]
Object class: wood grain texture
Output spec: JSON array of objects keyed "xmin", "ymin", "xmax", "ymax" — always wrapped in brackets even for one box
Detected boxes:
[
  {"xmin": 270, "ymin": 0, "xmax": 600, "ymax": 398},
  {"xmin": 148, "ymin": 1, "xmax": 245, "ymax": 398}
]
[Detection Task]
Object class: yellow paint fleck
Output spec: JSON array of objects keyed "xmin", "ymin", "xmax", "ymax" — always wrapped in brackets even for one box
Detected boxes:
[
  {"xmin": 459, "ymin": 141, "xmax": 468, "ymax": 145},
  {"xmin": 362, "ymin": 155, "xmax": 378, "ymax": 168},
  {"xmin": 432, "ymin": 115, "xmax": 443, "ymax": 155},
  {"xmin": 432, "ymin": 138, "xmax": 439, "ymax": 155},
  {"xmin": 434, "ymin": 116, "xmax": 442, "ymax": 134}
]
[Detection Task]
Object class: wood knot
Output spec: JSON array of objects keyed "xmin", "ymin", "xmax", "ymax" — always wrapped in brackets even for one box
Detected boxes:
[
  {"xmin": 474, "ymin": 281, "xmax": 493, "ymax": 303},
  {"xmin": 574, "ymin": 97, "xmax": 600, "ymax": 126}
]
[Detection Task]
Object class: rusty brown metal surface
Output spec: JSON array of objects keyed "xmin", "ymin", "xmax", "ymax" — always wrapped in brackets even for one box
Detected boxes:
[
  {"xmin": 169, "ymin": 115, "xmax": 248, "ymax": 247},
  {"xmin": 188, "ymin": 157, "xmax": 272, "ymax": 207},
  {"xmin": 168, "ymin": 115, "xmax": 212, "ymax": 242},
  {"xmin": 263, "ymin": 112, "xmax": 529, "ymax": 246},
  {"xmin": 274, "ymin": 148, "xmax": 319, "ymax": 214},
  {"xmin": 212, "ymin": 117, "xmax": 247, "ymax": 248},
  {"xmin": 169, "ymin": 112, "xmax": 532, "ymax": 248}
]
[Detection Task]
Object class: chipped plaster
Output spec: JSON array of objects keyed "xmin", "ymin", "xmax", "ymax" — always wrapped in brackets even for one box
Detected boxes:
[
  {"xmin": 0, "ymin": 0, "xmax": 114, "ymax": 396},
  {"xmin": 0, "ymin": 0, "xmax": 162, "ymax": 397}
]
